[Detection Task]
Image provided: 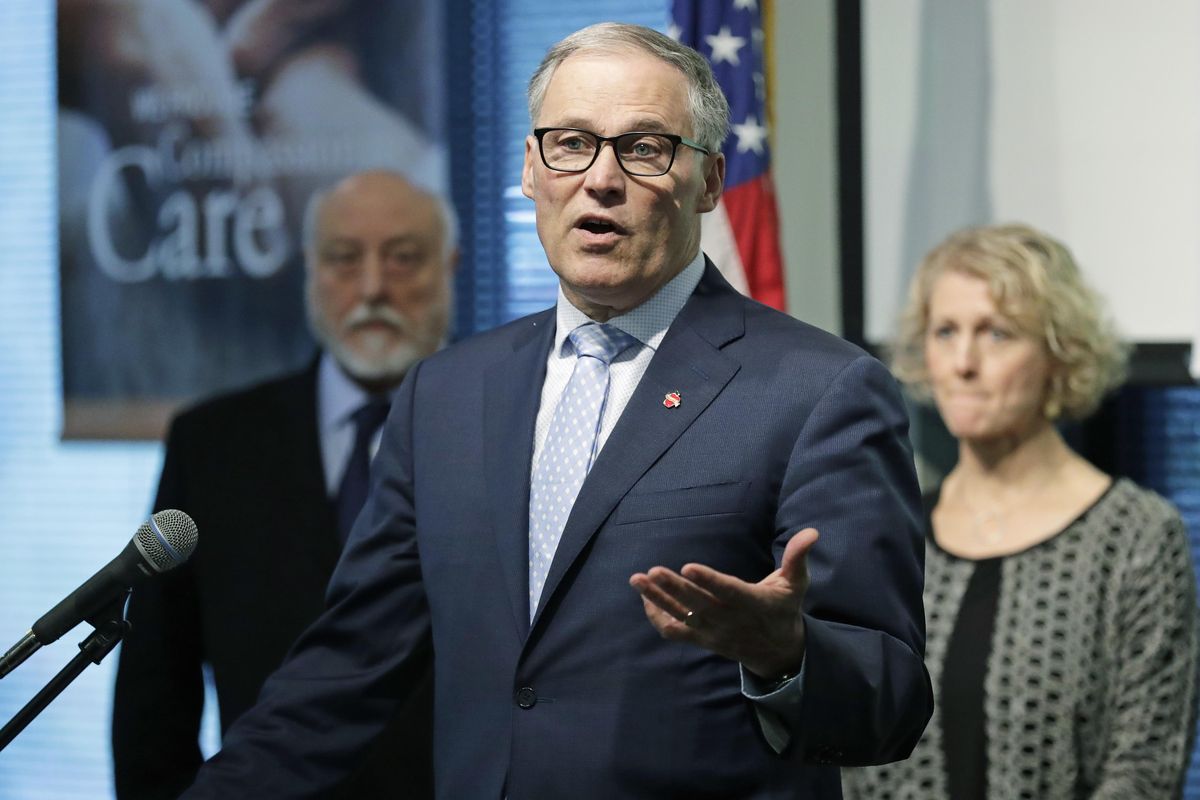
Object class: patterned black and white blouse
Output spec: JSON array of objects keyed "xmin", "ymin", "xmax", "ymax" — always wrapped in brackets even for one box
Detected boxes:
[{"xmin": 843, "ymin": 478, "xmax": 1199, "ymax": 800}]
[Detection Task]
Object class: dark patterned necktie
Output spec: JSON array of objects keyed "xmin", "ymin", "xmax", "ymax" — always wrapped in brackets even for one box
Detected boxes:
[{"xmin": 336, "ymin": 398, "xmax": 391, "ymax": 543}]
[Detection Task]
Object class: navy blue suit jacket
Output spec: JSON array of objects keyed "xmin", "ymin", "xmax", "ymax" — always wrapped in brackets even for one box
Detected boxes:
[{"xmin": 185, "ymin": 263, "xmax": 932, "ymax": 799}]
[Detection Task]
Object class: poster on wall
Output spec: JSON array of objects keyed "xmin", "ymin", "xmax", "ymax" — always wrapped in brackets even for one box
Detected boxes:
[{"xmin": 56, "ymin": 0, "xmax": 446, "ymax": 439}]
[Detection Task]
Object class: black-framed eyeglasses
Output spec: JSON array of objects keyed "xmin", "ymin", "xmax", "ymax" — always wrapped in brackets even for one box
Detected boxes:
[{"xmin": 533, "ymin": 127, "xmax": 711, "ymax": 177}]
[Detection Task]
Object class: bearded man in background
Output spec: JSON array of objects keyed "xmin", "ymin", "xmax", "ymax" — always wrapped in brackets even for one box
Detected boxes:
[{"xmin": 112, "ymin": 169, "xmax": 456, "ymax": 800}]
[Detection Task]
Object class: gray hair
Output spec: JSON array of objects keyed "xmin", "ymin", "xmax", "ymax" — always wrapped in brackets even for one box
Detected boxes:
[
  {"xmin": 301, "ymin": 175, "xmax": 460, "ymax": 264},
  {"xmin": 527, "ymin": 22, "xmax": 730, "ymax": 153}
]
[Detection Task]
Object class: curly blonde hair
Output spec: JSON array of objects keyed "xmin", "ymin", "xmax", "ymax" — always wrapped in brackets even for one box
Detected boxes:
[{"xmin": 891, "ymin": 223, "xmax": 1129, "ymax": 421}]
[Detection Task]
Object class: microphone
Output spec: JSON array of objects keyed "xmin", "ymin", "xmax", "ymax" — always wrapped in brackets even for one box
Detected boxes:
[{"xmin": 0, "ymin": 509, "xmax": 198, "ymax": 678}]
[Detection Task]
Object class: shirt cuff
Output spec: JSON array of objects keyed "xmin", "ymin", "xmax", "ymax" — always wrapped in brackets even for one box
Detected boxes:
[{"xmin": 740, "ymin": 658, "xmax": 806, "ymax": 754}]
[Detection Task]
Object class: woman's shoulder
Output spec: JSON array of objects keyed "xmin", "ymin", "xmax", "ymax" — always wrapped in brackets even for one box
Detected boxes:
[
  {"xmin": 1083, "ymin": 478, "xmax": 1191, "ymax": 571},
  {"xmin": 1093, "ymin": 477, "xmax": 1183, "ymax": 530}
]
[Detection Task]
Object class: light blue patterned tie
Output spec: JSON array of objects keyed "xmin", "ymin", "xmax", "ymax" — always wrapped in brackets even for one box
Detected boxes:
[{"xmin": 528, "ymin": 323, "xmax": 637, "ymax": 619}]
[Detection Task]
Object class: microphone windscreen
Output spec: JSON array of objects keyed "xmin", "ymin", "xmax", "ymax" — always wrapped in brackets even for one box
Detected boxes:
[{"xmin": 134, "ymin": 509, "xmax": 198, "ymax": 572}]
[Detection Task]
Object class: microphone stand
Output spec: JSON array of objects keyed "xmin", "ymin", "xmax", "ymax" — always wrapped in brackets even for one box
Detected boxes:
[{"xmin": 0, "ymin": 593, "xmax": 130, "ymax": 752}]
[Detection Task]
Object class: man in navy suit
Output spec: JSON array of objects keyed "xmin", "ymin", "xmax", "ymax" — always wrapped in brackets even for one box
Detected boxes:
[{"xmin": 184, "ymin": 22, "xmax": 932, "ymax": 799}]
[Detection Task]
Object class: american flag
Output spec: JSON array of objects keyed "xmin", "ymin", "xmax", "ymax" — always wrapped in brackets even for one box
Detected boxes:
[{"xmin": 671, "ymin": 0, "xmax": 786, "ymax": 311}]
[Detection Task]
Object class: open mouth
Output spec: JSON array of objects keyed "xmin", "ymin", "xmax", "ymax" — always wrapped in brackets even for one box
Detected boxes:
[{"xmin": 576, "ymin": 216, "xmax": 626, "ymax": 236}]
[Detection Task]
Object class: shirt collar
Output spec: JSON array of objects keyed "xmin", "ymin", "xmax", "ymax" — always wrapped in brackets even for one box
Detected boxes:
[
  {"xmin": 552, "ymin": 251, "xmax": 706, "ymax": 356},
  {"xmin": 317, "ymin": 353, "xmax": 399, "ymax": 431}
]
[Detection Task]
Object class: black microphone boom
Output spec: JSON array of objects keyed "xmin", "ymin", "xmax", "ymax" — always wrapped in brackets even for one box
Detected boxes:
[{"xmin": 0, "ymin": 509, "xmax": 198, "ymax": 678}]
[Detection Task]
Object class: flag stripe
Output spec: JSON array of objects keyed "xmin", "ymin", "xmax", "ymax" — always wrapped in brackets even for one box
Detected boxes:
[
  {"xmin": 723, "ymin": 176, "xmax": 785, "ymax": 310},
  {"xmin": 672, "ymin": 0, "xmax": 787, "ymax": 311},
  {"xmin": 700, "ymin": 199, "xmax": 751, "ymax": 297}
]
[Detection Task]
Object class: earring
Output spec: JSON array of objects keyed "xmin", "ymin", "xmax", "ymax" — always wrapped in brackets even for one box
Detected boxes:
[{"xmin": 1044, "ymin": 396, "xmax": 1062, "ymax": 420}]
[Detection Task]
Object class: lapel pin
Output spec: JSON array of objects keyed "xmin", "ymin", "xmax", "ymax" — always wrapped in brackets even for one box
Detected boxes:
[{"xmin": 663, "ymin": 391, "xmax": 681, "ymax": 409}]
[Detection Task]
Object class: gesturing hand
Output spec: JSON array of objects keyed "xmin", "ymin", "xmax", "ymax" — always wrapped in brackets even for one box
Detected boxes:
[{"xmin": 629, "ymin": 528, "xmax": 819, "ymax": 680}]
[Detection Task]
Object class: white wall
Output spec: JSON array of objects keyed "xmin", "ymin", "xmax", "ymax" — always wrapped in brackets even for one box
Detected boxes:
[
  {"xmin": 773, "ymin": 1, "xmax": 841, "ymax": 334},
  {"xmin": 864, "ymin": 0, "xmax": 1200, "ymax": 345}
]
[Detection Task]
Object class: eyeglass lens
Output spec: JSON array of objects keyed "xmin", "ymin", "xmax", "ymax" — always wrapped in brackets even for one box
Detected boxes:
[{"xmin": 541, "ymin": 130, "xmax": 675, "ymax": 176}]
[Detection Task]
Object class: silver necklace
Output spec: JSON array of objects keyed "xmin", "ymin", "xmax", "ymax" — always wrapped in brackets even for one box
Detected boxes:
[{"xmin": 960, "ymin": 475, "xmax": 1056, "ymax": 546}]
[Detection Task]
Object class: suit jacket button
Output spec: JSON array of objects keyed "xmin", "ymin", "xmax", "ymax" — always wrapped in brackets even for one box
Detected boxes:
[{"xmin": 515, "ymin": 687, "xmax": 537, "ymax": 709}]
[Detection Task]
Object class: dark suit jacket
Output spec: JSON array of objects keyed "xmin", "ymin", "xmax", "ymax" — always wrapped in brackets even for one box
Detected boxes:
[
  {"xmin": 112, "ymin": 362, "xmax": 433, "ymax": 799},
  {"xmin": 185, "ymin": 264, "xmax": 932, "ymax": 799}
]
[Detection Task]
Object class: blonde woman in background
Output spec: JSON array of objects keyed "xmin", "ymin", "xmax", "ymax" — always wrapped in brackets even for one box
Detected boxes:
[{"xmin": 842, "ymin": 223, "xmax": 1198, "ymax": 799}]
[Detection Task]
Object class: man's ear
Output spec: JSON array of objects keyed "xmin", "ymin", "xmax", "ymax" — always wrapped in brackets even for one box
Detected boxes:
[
  {"xmin": 521, "ymin": 135, "xmax": 537, "ymax": 199},
  {"xmin": 696, "ymin": 151, "xmax": 725, "ymax": 213}
]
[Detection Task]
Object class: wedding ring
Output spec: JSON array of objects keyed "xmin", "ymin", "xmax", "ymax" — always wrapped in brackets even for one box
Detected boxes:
[{"xmin": 684, "ymin": 610, "xmax": 696, "ymax": 626}]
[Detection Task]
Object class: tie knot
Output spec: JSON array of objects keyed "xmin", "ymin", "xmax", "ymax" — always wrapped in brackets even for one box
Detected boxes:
[
  {"xmin": 351, "ymin": 398, "xmax": 390, "ymax": 437},
  {"xmin": 568, "ymin": 323, "xmax": 638, "ymax": 365}
]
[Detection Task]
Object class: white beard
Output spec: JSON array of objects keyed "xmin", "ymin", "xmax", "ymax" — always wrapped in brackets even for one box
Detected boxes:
[
  {"xmin": 307, "ymin": 298, "xmax": 444, "ymax": 385},
  {"xmin": 324, "ymin": 328, "xmax": 423, "ymax": 384}
]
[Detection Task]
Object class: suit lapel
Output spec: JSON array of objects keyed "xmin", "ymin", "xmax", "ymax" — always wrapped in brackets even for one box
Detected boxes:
[
  {"xmin": 530, "ymin": 264, "xmax": 745, "ymax": 631},
  {"xmin": 277, "ymin": 362, "xmax": 338, "ymax": 525},
  {"xmin": 280, "ymin": 360, "xmax": 342, "ymax": 554},
  {"xmin": 483, "ymin": 310, "xmax": 556, "ymax": 636}
]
